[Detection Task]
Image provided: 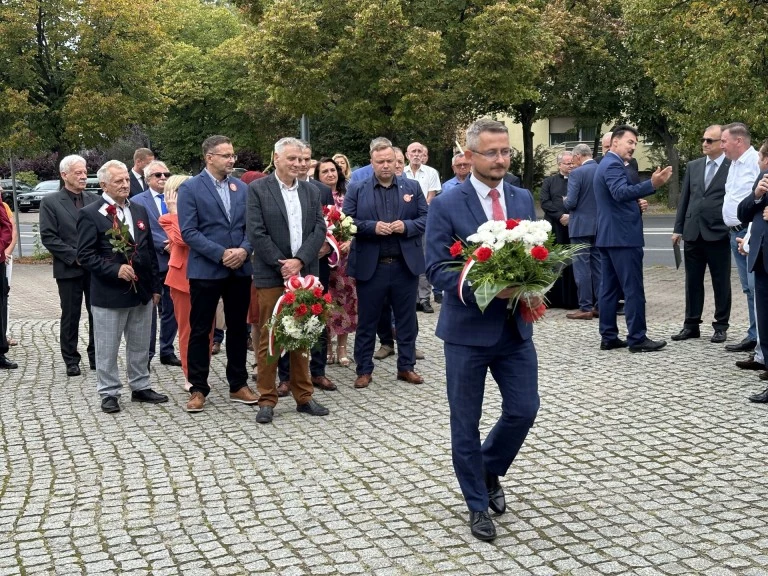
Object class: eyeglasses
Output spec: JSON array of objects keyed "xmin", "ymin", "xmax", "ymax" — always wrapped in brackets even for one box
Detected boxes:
[
  {"xmin": 470, "ymin": 148, "xmax": 513, "ymax": 160},
  {"xmin": 150, "ymin": 172, "xmax": 171, "ymax": 178},
  {"xmin": 208, "ymin": 153, "xmax": 238, "ymax": 161},
  {"xmin": 701, "ymin": 138, "xmax": 720, "ymax": 144},
  {"xmin": 454, "ymin": 163, "xmax": 471, "ymax": 168}
]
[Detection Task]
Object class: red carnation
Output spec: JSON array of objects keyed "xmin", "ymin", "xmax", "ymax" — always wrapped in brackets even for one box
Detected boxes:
[
  {"xmin": 283, "ymin": 292, "xmax": 296, "ymax": 304},
  {"xmin": 506, "ymin": 219, "xmax": 520, "ymax": 230},
  {"xmin": 311, "ymin": 303, "xmax": 323, "ymax": 315},
  {"xmin": 530, "ymin": 245, "xmax": 549, "ymax": 261},
  {"xmin": 474, "ymin": 246, "xmax": 493, "ymax": 262},
  {"xmin": 313, "ymin": 287, "xmax": 324, "ymax": 298},
  {"xmin": 322, "ymin": 205, "xmax": 331, "ymax": 216},
  {"xmin": 295, "ymin": 303, "xmax": 308, "ymax": 317},
  {"xmin": 449, "ymin": 241, "xmax": 463, "ymax": 258},
  {"xmin": 106, "ymin": 204, "xmax": 117, "ymax": 216},
  {"xmin": 323, "ymin": 293, "xmax": 332, "ymax": 303}
]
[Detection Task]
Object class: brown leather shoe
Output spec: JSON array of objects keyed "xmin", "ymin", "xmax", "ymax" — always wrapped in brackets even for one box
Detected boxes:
[
  {"xmin": 230, "ymin": 386, "xmax": 259, "ymax": 404},
  {"xmin": 592, "ymin": 309, "xmax": 599, "ymax": 318},
  {"xmin": 186, "ymin": 391, "xmax": 205, "ymax": 412},
  {"xmin": 311, "ymin": 375, "xmax": 337, "ymax": 391},
  {"xmin": 566, "ymin": 310, "xmax": 594, "ymax": 320},
  {"xmin": 397, "ymin": 370, "xmax": 424, "ymax": 384},
  {"xmin": 276, "ymin": 381, "xmax": 290, "ymax": 397},
  {"xmin": 354, "ymin": 374, "xmax": 372, "ymax": 388}
]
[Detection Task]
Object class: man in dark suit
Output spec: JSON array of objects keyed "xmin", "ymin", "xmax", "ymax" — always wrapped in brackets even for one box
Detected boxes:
[
  {"xmin": 247, "ymin": 137, "xmax": 329, "ymax": 424},
  {"xmin": 130, "ymin": 161, "xmax": 181, "ymax": 367},
  {"xmin": 595, "ymin": 125, "xmax": 672, "ymax": 352},
  {"xmin": 738, "ymin": 170, "xmax": 768, "ymax": 401},
  {"xmin": 40, "ymin": 154, "xmax": 100, "ymax": 375},
  {"xmin": 564, "ymin": 143, "xmax": 601, "ymax": 319},
  {"xmin": 671, "ymin": 125, "xmax": 732, "ymax": 343},
  {"xmin": 178, "ymin": 135, "xmax": 259, "ymax": 413},
  {"xmin": 425, "ymin": 118, "xmax": 540, "ymax": 541},
  {"xmin": 129, "ymin": 148, "xmax": 154, "ymax": 198},
  {"xmin": 76, "ymin": 160, "xmax": 168, "ymax": 413},
  {"xmin": 343, "ymin": 141, "xmax": 427, "ymax": 389}
]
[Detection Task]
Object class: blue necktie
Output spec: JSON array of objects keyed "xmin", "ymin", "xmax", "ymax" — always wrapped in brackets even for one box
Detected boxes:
[{"xmin": 158, "ymin": 193, "xmax": 168, "ymax": 215}]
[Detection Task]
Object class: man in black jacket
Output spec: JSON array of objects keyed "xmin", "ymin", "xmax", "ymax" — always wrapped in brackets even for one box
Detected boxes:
[{"xmin": 77, "ymin": 160, "xmax": 167, "ymax": 413}]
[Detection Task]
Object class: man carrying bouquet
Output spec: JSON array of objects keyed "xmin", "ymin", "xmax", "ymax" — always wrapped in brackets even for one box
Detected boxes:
[{"xmin": 425, "ymin": 119, "xmax": 541, "ymax": 542}]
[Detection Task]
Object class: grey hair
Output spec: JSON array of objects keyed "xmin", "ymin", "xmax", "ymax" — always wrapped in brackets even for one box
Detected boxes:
[
  {"xmin": 722, "ymin": 122, "xmax": 751, "ymax": 143},
  {"xmin": 274, "ymin": 137, "xmax": 304, "ymax": 154},
  {"xmin": 452, "ymin": 152, "xmax": 466, "ymax": 165},
  {"xmin": 466, "ymin": 119, "xmax": 508, "ymax": 151},
  {"xmin": 59, "ymin": 154, "xmax": 87, "ymax": 175},
  {"xmin": 571, "ymin": 143, "xmax": 592, "ymax": 157},
  {"xmin": 393, "ymin": 146, "xmax": 404, "ymax": 156},
  {"xmin": 143, "ymin": 160, "xmax": 168, "ymax": 178},
  {"xmin": 556, "ymin": 151, "xmax": 573, "ymax": 164},
  {"xmin": 369, "ymin": 137, "xmax": 392, "ymax": 153},
  {"xmin": 97, "ymin": 160, "xmax": 128, "ymax": 186},
  {"xmin": 704, "ymin": 124, "xmax": 721, "ymax": 133}
]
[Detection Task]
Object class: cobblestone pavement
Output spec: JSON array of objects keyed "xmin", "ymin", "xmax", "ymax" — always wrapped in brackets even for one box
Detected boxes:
[{"xmin": 2, "ymin": 264, "xmax": 768, "ymax": 576}]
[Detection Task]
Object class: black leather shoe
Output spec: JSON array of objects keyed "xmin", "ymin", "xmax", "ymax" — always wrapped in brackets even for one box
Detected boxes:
[
  {"xmin": 725, "ymin": 338, "xmax": 757, "ymax": 352},
  {"xmin": 101, "ymin": 396, "xmax": 120, "ymax": 413},
  {"xmin": 629, "ymin": 338, "xmax": 667, "ymax": 353},
  {"xmin": 256, "ymin": 405, "xmax": 274, "ymax": 424},
  {"xmin": 434, "ymin": 292, "xmax": 443, "ymax": 304},
  {"xmin": 131, "ymin": 389, "xmax": 169, "ymax": 403},
  {"xmin": 759, "ymin": 371, "xmax": 768, "ymax": 381},
  {"xmin": 710, "ymin": 330, "xmax": 727, "ymax": 343},
  {"xmin": 89, "ymin": 361, "xmax": 96, "ymax": 370},
  {"xmin": 484, "ymin": 471, "xmax": 506, "ymax": 515},
  {"xmin": 469, "ymin": 511, "xmax": 496, "ymax": 541},
  {"xmin": 748, "ymin": 387, "xmax": 768, "ymax": 403},
  {"xmin": 66, "ymin": 364, "xmax": 81, "ymax": 376},
  {"xmin": 736, "ymin": 358, "xmax": 766, "ymax": 370},
  {"xmin": 297, "ymin": 398, "xmax": 329, "ymax": 416},
  {"xmin": 417, "ymin": 300, "xmax": 434, "ymax": 314},
  {"xmin": 600, "ymin": 339, "xmax": 628, "ymax": 351},
  {"xmin": 671, "ymin": 327, "xmax": 700, "ymax": 341},
  {"xmin": 160, "ymin": 354, "xmax": 182, "ymax": 366},
  {"xmin": 0, "ymin": 355, "xmax": 18, "ymax": 369}
]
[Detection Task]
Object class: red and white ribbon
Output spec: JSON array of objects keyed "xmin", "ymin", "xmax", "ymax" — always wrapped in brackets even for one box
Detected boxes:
[
  {"xmin": 267, "ymin": 275, "xmax": 323, "ymax": 357},
  {"xmin": 325, "ymin": 232, "xmax": 341, "ymax": 268},
  {"xmin": 457, "ymin": 258, "xmax": 476, "ymax": 305}
]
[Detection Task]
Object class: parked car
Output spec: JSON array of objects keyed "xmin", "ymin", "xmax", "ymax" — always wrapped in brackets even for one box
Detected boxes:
[
  {"xmin": 17, "ymin": 180, "xmax": 60, "ymax": 212},
  {"xmin": 85, "ymin": 177, "xmax": 102, "ymax": 193},
  {"xmin": 0, "ymin": 179, "xmax": 34, "ymax": 206}
]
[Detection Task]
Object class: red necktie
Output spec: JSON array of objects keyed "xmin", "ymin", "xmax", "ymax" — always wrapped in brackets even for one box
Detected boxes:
[{"xmin": 489, "ymin": 188, "xmax": 505, "ymax": 221}]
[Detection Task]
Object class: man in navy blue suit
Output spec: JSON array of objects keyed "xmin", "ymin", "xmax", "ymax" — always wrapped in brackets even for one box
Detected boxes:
[
  {"xmin": 594, "ymin": 125, "xmax": 672, "ymax": 352},
  {"xmin": 564, "ymin": 143, "xmax": 601, "ymax": 319},
  {"xmin": 343, "ymin": 140, "xmax": 427, "ymax": 389},
  {"xmin": 737, "ymin": 169, "xmax": 768, "ymax": 402},
  {"xmin": 425, "ymin": 119, "xmax": 540, "ymax": 541},
  {"xmin": 130, "ymin": 160, "xmax": 181, "ymax": 367},
  {"xmin": 177, "ymin": 135, "xmax": 259, "ymax": 412}
]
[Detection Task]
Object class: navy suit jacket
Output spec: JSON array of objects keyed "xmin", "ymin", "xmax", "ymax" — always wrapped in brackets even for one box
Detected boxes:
[
  {"xmin": 343, "ymin": 175, "xmax": 427, "ymax": 282},
  {"xmin": 177, "ymin": 170, "xmax": 252, "ymax": 280},
  {"xmin": 737, "ymin": 169, "xmax": 768, "ymax": 273},
  {"xmin": 129, "ymin": 171, "xmax": 145, "ymax": 198},
  {"xmin": 425, "ymin": 179, "xmax": 536, "ymax": 346},
  {"xmin": 131, "ymin": 189, "xmax": 170, "ymax": 273},
  {"xmin": 594, "ymin": 152, "xmax": 655, "ymax": 247},
  {"xmin": 564, "ymin": 159, "xmax": 598, "ymax": 238},
  {"xmin": 77, "ymin": 199, "xmax": 161, "ymax": 307}
]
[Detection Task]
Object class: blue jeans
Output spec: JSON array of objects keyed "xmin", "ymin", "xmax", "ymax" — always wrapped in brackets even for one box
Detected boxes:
[
  {"xmin": 729, "ymin": 229, "xmax": 756, "ymax": 341},
  {"xmin": 570, "ymin": 236, "xmax": 601, "ymax": 311}
]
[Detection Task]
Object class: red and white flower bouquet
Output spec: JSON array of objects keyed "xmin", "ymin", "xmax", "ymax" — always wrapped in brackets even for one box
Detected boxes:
[
  {"xmin": 323, "ymin": 205, "xmax": 357, "ymax": 267},
  {"xmin": 450, "ymin": 219, "xmax": 583, "ymax": 320}
]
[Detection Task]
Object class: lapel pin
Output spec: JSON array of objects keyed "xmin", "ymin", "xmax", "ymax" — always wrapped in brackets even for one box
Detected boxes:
[
  {"xmin": 229, "ymin": 182, "xmax": 237, "ymax": 192},
  {"xmin": 403, "ymin": 194, "xmax": 413, "ymax": 202},
  {"xmin": 137, "ymin": 220, "xmax": 146, "ymax": 231}
]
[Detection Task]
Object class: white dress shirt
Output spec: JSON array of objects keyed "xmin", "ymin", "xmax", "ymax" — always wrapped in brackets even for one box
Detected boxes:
[
  {"xmin": 404, "ymin": 164, "xmax": 441, "ymax": 195},
  {"xmin": 723, "ymin": 146, "xmax": 760, "ymax": 226},
  {"xmin": 98, "ymin": 193, "xmax": 135, "ymax": 238},
  {"xmin": 470, "ymin": 174, "xmax": 507, "ymax": 221},
  {"xmin": 149, "ymin": 188, "xmax": 164, "ymax": 215},
  {"xmin": 277, "ymin": 176, "xmax": 303, "ymax": 257}
]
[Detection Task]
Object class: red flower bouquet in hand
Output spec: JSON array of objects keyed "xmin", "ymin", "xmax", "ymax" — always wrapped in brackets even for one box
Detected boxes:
[
  {"xmin": 105, "ymin": 204, "xmax": 138, "ymax": 292},
  {"xmin": 323, "ymin": 205, "xmax": 357, "ymax": 267}
]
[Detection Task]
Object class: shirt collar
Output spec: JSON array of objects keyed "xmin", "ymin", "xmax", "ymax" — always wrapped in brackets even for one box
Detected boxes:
[
  {"xmin": 101, "ymin": 192, "xmax": 130, "ymax": 209},
  {"xmin": 470, "ymin": 173, "xmax": 503, "ymax": 198},
  {"xmin": 276, "ymin": 175, "xmax": 299, "ymax": 192},
  {"xmin": 708, "ymin": 153, "xmax": 725, "ymax": 167},
  {"xmin": 734, "ymin": 147, "xmax": 757, "ymax": 165},
  {"xmin": 150, "ymin": 188, "xmax": 163, "ymax": 196},
  {"xmin": 204, "ymin": 168, "xmax": 228, "ymax": 186}
]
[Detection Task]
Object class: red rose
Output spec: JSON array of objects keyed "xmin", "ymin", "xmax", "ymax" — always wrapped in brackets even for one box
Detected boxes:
[
  {"xmin": 106, "ymin": 204, "xmax": 117, "ymax": 215},
  {"xmin": 474, "ymin": 246, "xmax": 493, "ymax": 262},
  {"xmin": 449, "ymin": 241, "xmax": 463, "ymax": 258},
  {"xmin": 506, "ymin": 219, "xmax": 520, "ymax": 230},
  {"xmin": 323, "ymin": 293, "xmax": 332, "ymax": 303},
  {"xmin": 313, "ymin": 287, "xmax": 324, "ymax": 298},
  {"xmin": 531, "ymin": 245, "xmax": 549, "ymax": 261},
  {"xmin": 295, "ymin": 303, "xmax": 308, "ymax": 317},
  {"xmin": 283, "ymin": 292, "xmax": 296, "ymax": 304},
  {"xmin": 323, "ymin": 205, "xmax": 331, "ymax": 216},
  {"xmin": 311, "ymin": 303, "xmax": 323, "ymax": 315}
]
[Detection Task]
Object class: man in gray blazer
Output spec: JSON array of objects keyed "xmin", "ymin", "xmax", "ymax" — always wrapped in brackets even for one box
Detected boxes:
[
  {"xmin": 40, "ymin": 154, "xmax": 101, "ymax": 376},
  {"xmin": 247, "ymin": 137, "xmax": 329, "ymax": 424},
  {"xmin": 671, "ymin": 125, "xmax": 732, "ymax": 343}
]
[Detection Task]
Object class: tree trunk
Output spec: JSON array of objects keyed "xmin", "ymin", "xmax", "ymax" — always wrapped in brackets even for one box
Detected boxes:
[{"xmin": 515, "ymin": 101, "xmax": 537, "ymax": 190}]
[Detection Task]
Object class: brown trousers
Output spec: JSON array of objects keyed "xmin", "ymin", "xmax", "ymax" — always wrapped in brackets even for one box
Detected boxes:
[{"xmin": 256, "ymin": 286, "xmax": 313, "ymax": 407}]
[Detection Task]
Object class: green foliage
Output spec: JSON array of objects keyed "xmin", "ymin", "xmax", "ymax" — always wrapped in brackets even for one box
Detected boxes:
[
  {"xmin": 13, "ymin": 172, "xmax": 38, "ymax": 187},
  {"xmin": 31, "ymin": 224, "xmax": 50, "ymax": 260},
  {"xmin": 509, "ymin": 145, "xmax": 555, "ymax": 190}
]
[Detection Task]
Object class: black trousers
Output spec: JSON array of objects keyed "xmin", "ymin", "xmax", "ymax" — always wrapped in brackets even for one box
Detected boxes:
[
  {"xmin": 56, "ymin": 275, "xmax": 95, "ymax": 367},
  {"xmin": 0, "ymin": 263, "xmax": 7, "ymax": 356},
  {"xmin": 188, "ymin": 276, "xmax": 251, "ymax": 396},
  {"xmin": 683, "ymin": 237, "xmax": 731, "ymax": 331}
]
